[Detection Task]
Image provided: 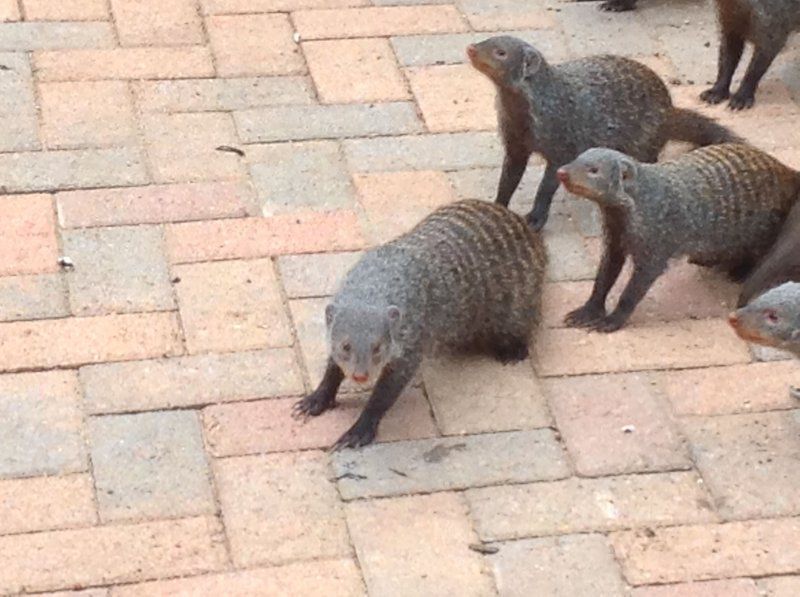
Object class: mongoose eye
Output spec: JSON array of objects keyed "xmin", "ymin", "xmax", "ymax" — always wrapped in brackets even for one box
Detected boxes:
[
  {"xmin": 341, "ymin": 342, "xmax": 352, "ymax": 353},
  {"xmin": 372, "ymin": 344, "xmax": 382, "ymax": 355},
  {"xmin": 588, "ymin": 166, "xmax": 599, "ymax": 175},
  {"xmin": 495, "ymin": 49, "xmax": 507, "ymax": 59},
  {"xmin": 764, "ymin": 309, "xmax": 779, "ymax": 324}
]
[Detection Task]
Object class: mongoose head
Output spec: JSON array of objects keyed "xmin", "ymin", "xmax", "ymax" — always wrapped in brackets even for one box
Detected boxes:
[
  {"xmin": 728, "ymin": 282, "xmax": 800, "ymax": 354},
  {"xmin": 325, "ymin": 302, "xmax": 402, "ymax": 385},
  {"xmin": 557, "ymin": 148, "xmax": 638, "ymax": 208},
  {"xmin": 467, "ymin": 36, "xmax": 545, "ymax": 86}
]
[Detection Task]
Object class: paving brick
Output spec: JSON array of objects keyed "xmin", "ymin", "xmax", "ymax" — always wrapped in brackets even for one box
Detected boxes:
[
  {"xmin": 304, "ymin": 38, "xmax": 409, "ymax": 103},
  {"xmin": 247, "ymin": 141, "xmax": 356, "ymax": 215},
  {"xmin": 235, "ymin": 102, "xmax": 422, "ymax": 143},
  {"xmin": 165, "ymin": 210, "xmax": 366, "ymax": 263},
  {"xmin": 490, "ymin": 535, "xmax": 627, "ymax": 597},
  {"xmin": 631, "ymin": 578, "xmax": 760, "ymax": 597},
  {"xmin": 332, "ymin": 429, "xmax": 568, "ymax": 500},
  {"xmin": 294, "ymin": 6, "xmax": 468, "ymax": 39},
  {"xmin": 0, "ymin": 371, "xmax": 87, "ymax": 478},
  {"xmin": 57, "ymin": 182, "xmax": 253, "ymax": 228},
  {"xmin": 22, "ymin": 0, "xmax": 108, "ymax": 20},
  {"xmin": 216, "ymin": 451, "xmax": 350, "ymax": 567},
  {"xmin": 39, "ymin": 81, "xmax": 136, "ymax": 149},
  {"xmin": 203, "ymin": 0, "xmax": 367, "ymax": 10},
  {"xmin": 0, "ymin": 194, "xmax": 58, "ymax": 276},
  {"xmin": 42, "ymin": 590, "xmax": 110, "ymax": 597},
  {"xmin": 204, "ymin": 386, "xmax": 437, "ymax": 456},
  {"xmin": 34, "ymin": 47, "xmax": 214, "ymax": 81},
  {"xmin": 657, "ymin": 21, "xmax": 719, "ymax": 85},
  {"xmin": 346, "ymin": 493, "xmax": 494, "ymax": 596},
  {"xmin": 655, "ymin": 361, "xmax": 800, "ymax": 416},
  {"xmin": 459, "ymin": 0, "xmax": 557, "ymax": 31},
  {"xmin": 111, "ymin": 0, "xmax": 203, "ymax": 46},
  {"xmin": 534, "ymin": 320, "xmax": 752, "ymax": 377},
  {"xmin": 0, "ymin": 21, "xmax": 113, "ymax": 50},
  {"xmin": 611, "ymin": 518, "xmax": 800, "ymax": 585},
  {"xmin": 81, "ymin": 348, "xmax": 303, "ymax": 414},
  {"xmin": 142, "ymin": 112, "xmax": 246, "ymax": 184},
  {"xmin": 544, "ymin": 230, "xmax": 596, "ymax": 282},
  {"xmin": 0, "ymin": 312, "xmax": 182, "ymax": 372},
  {"xmin": 277, "ymin": 251, "xmax": 361, "ymax": 298},
  {"xmin": 0, "ymin": 52, "xmax": 39, "ymax": 151},
  {"xmin": 546, "ymin": 372, "xmax": 691, "ymax": 476},
  {"xmin": 0, "ymin": 474, "xmax": 96, "ymax": 535},
  {"xmin": 0, "ymin": 516, "xmax": 226, "ymax": 594},
  {"xmin": 559, "ymin": 4, "xmax": 661, "ymax": 57},
  {"xmin": 62, "ymin": 226, "xmax": 174, "ymax": 316},
  {"xmin": 353, "ymin": 170, "xmax": 457, "ymax": 243},
  {"xmin": 343, "ymin": 132, "xmax": 502, "ymax": 172},
  {"xmin": 0, "ymin": 0, "xmax": 18, "ymax": 21},
  {"xmin": 0, "ymin": 274, "xmax": 68, "ymax": 322},
  {"xmin": 207, "ymin": 14, "xmax": 304, "ymax": 77},
  {"xmin": 467, "ymin": 472, "xmax": 717, "ymax": 542},
  {"xmin": 447, "ymin": 165, "xmax": 542, "ymax": 204},
  {"xmin": 422, "ymin": 355, "xmax": 551, "ymax": 435},
  {"xmin": 0, "ymin": 148, "xmax": 148, "ymax": 193},
  {"xmin": 134, "ymin": 76, "xmax": 314, "ymax": 112},
  {"xmin": 174, "ymin": 258, "xmax": 292, "ymax": 354},
  {"xmin": 407, "ymin": 64, "xmax": 495, "ymax": 132},
  {"xmin": 758, "ymin": 576, "xmax": 800, "ymax": 597},
  {"xmin": 682, "ymin": 411, "xmax": 800, "ymax": 520},
  {"xmin": 89, "ymin": 411, "xmax": 214, "ymax": 522}
]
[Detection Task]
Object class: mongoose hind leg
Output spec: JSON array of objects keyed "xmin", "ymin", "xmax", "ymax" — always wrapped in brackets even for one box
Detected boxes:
[
  {"xmin": 292, "ymin": 358, "xmax": 343, "ymax": 420},
  {"xmin": 701, "ymin": 32, "xmax": 745, "ymax": 105},
  {"xmin": 725, "ymin": 258, "xmax": 757, "ymax": 282},
  {"xmin": 729, "ymin": 42, "xmax": 784, "ymax": 110},
  {"xmin": 490, "ymin": 335, "xmax": 530, "ymax": 364},
  {"xmin": 599, "ymin": 0, "xmax": 637, "ymax": 12}
]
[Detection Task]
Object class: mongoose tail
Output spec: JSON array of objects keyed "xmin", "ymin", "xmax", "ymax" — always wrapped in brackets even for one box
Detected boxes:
[{"xmin": 665, "ymin": 107, "xmax": 744, "ymax": 146}]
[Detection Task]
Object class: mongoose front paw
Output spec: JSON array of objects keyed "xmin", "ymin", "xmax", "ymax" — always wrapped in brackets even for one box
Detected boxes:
[
  {"xmin": 791, "ymin": 386, "xmax": 800, "ymax": 400},
  {"xmin": 526, "ymin": 211, "xmax": 548, "ymax": 232},
  {"xmin": 590, "ymin": 314, "xmax": 627, "ymax": 333},
  {"xmin": 728, "ymin": 91, "xmax": 755, "ymax": 111},
  {"xmin": 291, "ymin": 391, "xmax": 336, "ymax": 421},
  {"xmin": 564, "ymin": 304, "xmax": 606, "ymax": 328},
  {"xmin": 699, "ymin": 87, "xmax": 730, "ymax": 105},
  {"xmin": 331, "ymin": 419, "xmax": 378, "ymax": 451},
  {"xmin": 492, "ymin": 338, "xmax": 530, "ymax": 364},
  {"xmin": 599, "ymin": 0, "xmax": 635, "ymax": 12}
]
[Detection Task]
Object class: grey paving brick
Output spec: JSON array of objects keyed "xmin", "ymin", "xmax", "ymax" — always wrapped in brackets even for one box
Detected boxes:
[
  {"xmin": 247, "ymin": 141, "xmax": 356, "ymax": 215},
  {"xmin": 62, "ymin": 226, "xmax": 175, "ymax": 316},
  {"xmin": 0, "ymin": 274, "xmax": 68, "ymax": 323},
  {"xmin": 0, "ymin": 22, "xmax": 114, "ymax": 50},
  {"xmin": 657, "ymin": 20, "xmax": 720, "ymax": 85},
  {"xmin": 343, "ymin": 132, "xmax": 503, "ymax": 172},
  {"xmin": 80, "ymin": 348, "xmax": 304, "ymax": 414},
  {"xmin": 134, "ymin": 76, "xmax": 315, "ymax": 112},
  {"xmin": 446, "ymin": 164, "xmax": 545, "ymax": 209},
  {"xmin": 331, "ymin": 430, "xmax": 569, "ymax": 500},
  {"xmin": 89, "ymin": 411, "xmax": 215, "ymax": 522},
  {"xmin": 558, "ymin": 4, "xmax": 662, "ymax": 57},
  {"xmin": 0, "ymin": 52, "xmax": 39, "ymax": 152},
  {"xmin": 234, "ymin": 102, "xmax": 423, "ymax": 143},
  {"xmin": 0, "ymin": 371, "xmax": 87, "ymax": 478},
  {"xmin": 544, "ymin": 230, "xmax": 596, "ymax": 282},
  {"xmin": 277, "ymin": 251, "xmax": 361, "ymax": 298},
  {"xmin": 0, "ymin": 148, "xmax": 148, "ymax": 193}
]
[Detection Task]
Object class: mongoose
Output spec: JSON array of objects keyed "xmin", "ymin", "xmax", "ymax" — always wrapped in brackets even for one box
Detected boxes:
[
  {"xmin": 702, "ymin": 0, "xmax": 800, "ymax": 109},
  {"xmin": 575, "ymin": 0, "xmax": 638, "ymax": 11},
  {"xmin": 467, "ymin": 36, "xmax": 741, "ymax": 231},
  {"xmin": 556, "ymin": 144, "xmax": 800, "ymax": 332},
  {"xmin": 738, "ymin": 200, "xmax": 800, "ymax": 307},
  {"xmin": 292, "ymin": 200, "xmax": 547, "ymax": 450}
]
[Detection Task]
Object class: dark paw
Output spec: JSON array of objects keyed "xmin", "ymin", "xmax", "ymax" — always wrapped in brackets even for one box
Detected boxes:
[
  {"xmin": 331, "ymin": 419, "xmax": 378, "ymax": 451},
  {"xmin": 589, "ymin": 314, "xmax": 627, "ymax": 333},
  {"xmin": 728, "ymin": 90, "xmax": 755, "ymax": 111},
  {"xmin": 791, "ymin": 386, "xmax": 800, "ymax": 400},
  {"xmin": 699, "ymin": 87, "xmax": 729, "ymax": 105},
  {"xmin": 291, "ymin": 391, "xmax": 335, "ymax": 421},
  {"xmin": 493, "ymin": 339, "xmax": 530, "ymax": 364},
  {"xmin": 600, "ymin": 0, "xmax": 634, "ymax": 12},
  {"xmin": 564, "ymin": 304, "xmax": 606, "ymax": 329},
  {"xmin": 525, "ymin": 210, "xmax": 548, "ymax": 232}
]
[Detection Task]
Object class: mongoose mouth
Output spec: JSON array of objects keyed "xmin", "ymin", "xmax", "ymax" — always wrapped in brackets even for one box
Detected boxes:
[
  {"xmin": 466, "ymin": 46, "xmax": 492, "ymax": 76},
  {"xmin": 352, "ymin": 374, "xmax": 369, "ymax": 384},
  {"xmin": 728, "ymin": 313, "xmax": 773, "ymax": 347}
]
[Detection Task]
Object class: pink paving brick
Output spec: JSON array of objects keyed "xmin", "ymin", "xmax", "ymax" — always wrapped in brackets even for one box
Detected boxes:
[
  {"xmin": 0, "ymin": 475, "xmax": 96, "ymax": 535},
  {"xmin": 293, "ymin": 6, "xmax": 469, "ymax": 39},
  {"xmin": 631, "ymin": 578, "xmax": 760, "ymax": 597},
  {"xmin": 111, "ymin": 0, "xmax": 203, "ymax": 46},
  {"xmin": 0, "ymin": 194, "xmax": 58, "ymax": 276},
  {"xmin": 22, "ymin": 0, "xmax": 108, "ymax": 20}
]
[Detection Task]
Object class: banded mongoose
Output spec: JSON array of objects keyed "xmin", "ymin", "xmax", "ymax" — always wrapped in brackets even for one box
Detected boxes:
[
  {"xmin": 701, "ymin": 0, "xmax": 800, "ymax": 110},
  {"xmin": 467, "ymin": 36, "xmax": 741, "ymax": 231},
  {"xmin": 575, "ymin": 0, "xmax": 638, "ymax": 12},
  {"xmin": 739, "ymin": 200, "xmax": 800, "ymax": 307},
  {"xmin": 556, "ymin": 143, "xmax": 800, "ymax": 332},
  {"xmin": 292, "ymin": 200, "xmax": 547, "ymax": 450}
]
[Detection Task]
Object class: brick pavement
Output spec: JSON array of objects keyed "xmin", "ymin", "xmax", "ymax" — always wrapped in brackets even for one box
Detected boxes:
[{"xmin": 0, "ymin": 0, "xmax": 798, "ymax": 594}]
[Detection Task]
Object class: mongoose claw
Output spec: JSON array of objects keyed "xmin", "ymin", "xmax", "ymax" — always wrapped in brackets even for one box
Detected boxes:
[
  {"xmin": 699, "ymin": 87, "xmax": 729, "ymax": 105},
  {"xmin": 728, "ymin": 91, "xmax": 755, "ymax": 111},
  {"xmin": 564, "ymin": 304, "xmax": 606, "ymax": 329},
  {"xmin": 291, "ymin": 392, "xmax": 335, "ymax": 421},
  {"xmin": 590, "ymin": 315, "xmax": 627, "ymax": 333},
  {"xmin": 330, "ymin": 420, "xmax": 378, "ymax": 452}
]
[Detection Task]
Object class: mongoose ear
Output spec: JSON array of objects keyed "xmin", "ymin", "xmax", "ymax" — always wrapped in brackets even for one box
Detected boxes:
[
  {"xmin": 325, "ymin": 304, "xmax": 336, "ymax": 326},
  {"xmin": 619, "ymin": 158, "xmax": 637, "ymax": 183},
  {"xmin": 522, "ymin": 47, "xmax": 542, "ymax": 78},
  {"xmin": 387, "ymin": 305, "xmax": 401, "ymax": 323}
]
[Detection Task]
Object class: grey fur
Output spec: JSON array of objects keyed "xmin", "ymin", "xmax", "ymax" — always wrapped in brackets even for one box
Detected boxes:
[{"xmin": 730, "ymin": 281, "xmax": 800, "ymax": 357}]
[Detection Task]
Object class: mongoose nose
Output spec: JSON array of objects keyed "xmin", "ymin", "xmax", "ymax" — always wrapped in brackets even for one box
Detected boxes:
[
  {"xmin": 556, "ymin": 168, "xmax": 569, "ymax": 184},
  {"xmin": 352, "ymin": 374, "xmax": 368, "ymax": 384},
  {"xmin": 466, "ymin": 44, "xmax": 477, "ymax": 59},
  {"xmin": 727, "ymin": 312, "xmax": 739, "ymax": 327}
]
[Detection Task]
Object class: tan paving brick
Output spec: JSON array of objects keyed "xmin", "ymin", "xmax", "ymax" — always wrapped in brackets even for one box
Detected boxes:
[
  {"xmin": 490, "ymin": 535, "xmax": 627, "ymax": 597},
  {"xmin": 165, "ymin": 210, "xmax": 366, "ymax": 263},
  {"xmin": 631, "ymin": 578, "xmax": 760, "ymax": 597},
  {"xmin": 534, "ymin": 320, "xmax": 752, "ymax": 377},
  {"xmin": 111, "ymin": 0, "xmax": 203, "ymax": 46},
  {"xmin": 0, "ymin": 0, "xmax": 18, "ymax": 21},
  {"xmin": 0, "ymin": 21, "xmax": 114, "ymax": 50},
  {"xmin": 23, "ymin": 0, "xmax": 108, "ymax": 20},
  {"xmin": 203, "ymin": 0, "xmax": 366, "ymax": 11},
  {"xmin": 34, "ymin": 47, "xmax": 214, "ymax": 81},
  {"xmin": 142, "ymin": 112, "xmax": 246, "ymax": 184},
  {"xmin": 57, "ymin": 182, "xmax": 252, "ymax": 228},
  {"xmin": 39, "ymin": 81, "xmax": 136, "ymax": 149},
  {"xmin": 304, "ymin": 38, "xmax": 409, "ymax": 103},
  {"xmin": 0, "ymin": 274, "xmax": 68, "ymax": 322},
  {"xmin": 422, "ymin": 355, "xmax": 551, "ymax": 435},
  {"xmin": 0, "ymin": 516, "xmax": 227, "ymax": 594},
  {"xmin": 277, "ymin": 251, "xmax": 361, "ymax": 298},
  {"xmin": 294, "ymin": 6, "xmax": 468, "ymax": 39},
  {"xmin": 0, "ymin": 194, "xmax": 58, "ymax": 276},
  {"xmin": 81, "ymin": 348, "xmax": 303, "ymax": 414},
  {"xmin": 0, "ymin": 312, "xmax": 182, "ymax": 372},
  {"xmin": 545, "ymin": 372, "xmax": 691, "ymax": 476},
  {"xmin": 111, "ymin": 559, "xmax": 365, "ymax": 596},
  {"xmin": 207, "ymin": 14, "xmax": 304, "ymax": 77},
  {"xmin": 349, "ymin": 493, "xmax": 494, "ymax": 596},
  {"xmin": 682, "ymin": 411, "xmax": 800, "ymax": 520},
  {"xmin": 467, "ymin": 472, "xmax": 717, "ymax": 541},
  {"xmin": 43, "ymin": 590, "xmax": 110, "ymax": 597},
  {"xmin": 204, "ymin": 386, "xmax": 438, "ymax": 456},
  {"xmin": 612, "ymin": 518, "xmax": 800, "ymax": 585},
  {"xmin": 460, "ymin": 0, "xmax": 558, "ymax": 31},
  {"xmin": 758, "ymin": 576, "xmax": 800, "ymax": 597},
  {"xmin": 216, "ymin": 451, "xmax": 350, "ymax": 567},
  {"xmin": 0, "ymin": 475, "xmax": 96, "ymax": 535},
  {"xmin": 174, "ymin": 258, "xmax": 291, "ymax": 354}
]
